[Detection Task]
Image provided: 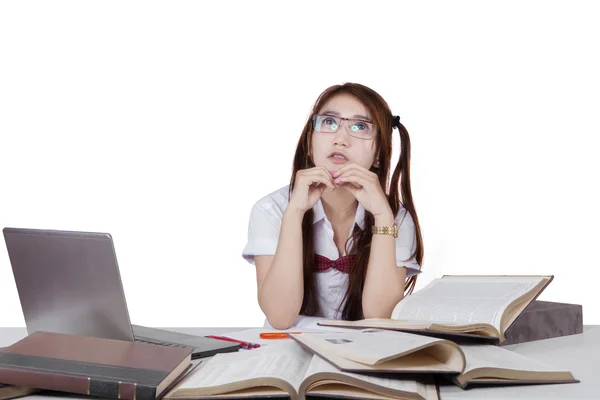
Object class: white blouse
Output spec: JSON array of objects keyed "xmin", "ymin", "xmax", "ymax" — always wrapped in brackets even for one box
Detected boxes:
[{"xmin": 242, "ymin": 185, "xmax": 421, "ymax": 321}]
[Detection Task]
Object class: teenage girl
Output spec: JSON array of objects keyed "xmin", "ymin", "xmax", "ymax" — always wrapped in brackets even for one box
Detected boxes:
[{"xmin": 242, "ymin": 83, "xmax": 424, "ymax": 329}]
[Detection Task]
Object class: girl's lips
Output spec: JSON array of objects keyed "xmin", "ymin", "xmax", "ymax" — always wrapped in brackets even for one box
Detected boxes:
[{"xmin": 328, "ymin": 155, "xmax": 348, "ymax": 164}]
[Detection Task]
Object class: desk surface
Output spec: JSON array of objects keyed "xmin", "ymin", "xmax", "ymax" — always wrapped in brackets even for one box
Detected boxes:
[{"xmin": 1, "ymin": 326, "xmax": 599, "ymax": 400}]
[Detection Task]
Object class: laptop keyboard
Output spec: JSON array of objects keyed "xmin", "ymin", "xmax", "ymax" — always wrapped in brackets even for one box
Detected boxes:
[{"xmin": 134, "ymin": 337, "xmax": 191, "ymax": 349}]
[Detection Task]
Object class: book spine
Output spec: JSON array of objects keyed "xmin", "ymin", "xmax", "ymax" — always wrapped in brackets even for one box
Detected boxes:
[{"xmin": 0, "ymin": 367, "xmax": 156, "ymax": 400}]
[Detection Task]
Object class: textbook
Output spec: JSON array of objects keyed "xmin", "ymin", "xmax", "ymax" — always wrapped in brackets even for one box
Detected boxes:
[
  {"xmin": 288, "ymin": 329, "xmax": 578, "ymax": 389},
  {"xmin": 318, "ymin": 275, "xmax": 554, "ymax": 343},
  {"xmin": 164, "ymin": 341, "xmax": 440, "ymax": 400},
  {"xmin": 0, "ymin": 331, "xmax": 193, "ymax": 400}
]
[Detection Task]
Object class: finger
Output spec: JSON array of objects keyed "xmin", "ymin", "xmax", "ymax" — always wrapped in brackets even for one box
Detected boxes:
[
  {"xmin": 314, "ymin": 182, "xmax": 332, "ymax": 201},
  {"xmin": 302, "ymin": 167, "xmax": 334, "ymax": 182},
  {"xmin": 314, "ymin": 182, "xmax": 327, "ymax": 193},
  {"xmin": 314, "ymin": 168, "xmax": 336, "ymax": 190},
  {"xmin": 335, "ymin": 168, "xmax": 371, "ymax": 183},
  {"xmin": 334, "ymin": 173, "xmax": 372, "ymax": 189},
  {"xmin": 300, "ymin": 171, "xmax": 335, "ymax": 190},
  {"xmin": 332, "ymin": 164, "xmax": 352, "ymax": 178},
  {"xmin": 320, "ymin": 167, "xmax": 337, "ymax": 182},
  {"xmin": 344, "ymin": 166, "xmax": 378, "ymax": 180},
  {"xmin": 345, "ymin": 180, "xmax": 362, "ymax": 189},
  {"xmin": 333, "ymin": 162, "xmax": 369, "ymax": 177}
]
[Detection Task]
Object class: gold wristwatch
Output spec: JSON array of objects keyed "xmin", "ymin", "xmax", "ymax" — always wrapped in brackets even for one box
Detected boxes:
[{"xmin": 372, "ymin": 223, "xmax": 398, "ymax": 238}]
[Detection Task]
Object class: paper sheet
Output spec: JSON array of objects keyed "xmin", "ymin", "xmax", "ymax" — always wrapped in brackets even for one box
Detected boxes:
[{"xmin": 221, "ymin": 316, "xmax": 351, "ymax": 346}]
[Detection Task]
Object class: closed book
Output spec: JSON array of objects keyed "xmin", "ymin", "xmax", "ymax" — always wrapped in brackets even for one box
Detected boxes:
[
  {"xmin": 500, "ymin": 300, "xmax": 583, "ymax": 346},
  {"xmin": 0, "ymin": 331, "xmax": 193, "ymax": 400}
]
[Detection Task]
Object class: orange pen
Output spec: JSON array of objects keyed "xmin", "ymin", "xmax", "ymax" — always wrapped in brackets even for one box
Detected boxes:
[{"xmin": 259, "ymin": 332, "xmax": 303, "ymax": 339}]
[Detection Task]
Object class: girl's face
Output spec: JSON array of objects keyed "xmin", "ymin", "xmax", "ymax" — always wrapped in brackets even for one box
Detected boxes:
[{"xmin": 311, "ymin": 93, "xmax": 377, "ymax": 174}]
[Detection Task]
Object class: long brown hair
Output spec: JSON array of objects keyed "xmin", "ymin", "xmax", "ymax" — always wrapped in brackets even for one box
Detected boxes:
[{"xmin": 289, "ymin": 82, "xmax": 424, "ymax": 320}]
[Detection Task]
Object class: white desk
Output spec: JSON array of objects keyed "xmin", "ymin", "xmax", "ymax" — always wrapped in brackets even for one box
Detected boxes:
[{"xmin": 1, "ymin": 326, "xmax": 599, "ymax": 400}]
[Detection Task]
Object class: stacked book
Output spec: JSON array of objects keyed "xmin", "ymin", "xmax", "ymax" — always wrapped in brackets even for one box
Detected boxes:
[{"xmin": 0, "ymin": 331, "xmax": 195, "ymax": 400}]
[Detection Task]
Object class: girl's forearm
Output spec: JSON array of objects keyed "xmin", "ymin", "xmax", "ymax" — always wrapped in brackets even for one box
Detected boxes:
[
  {"xmin": 258, "ymin": 209, "xmax": 306, "ymax": 329},
  {"xmin": 362, "ymin": 214, "xmax": 405, "ymax": 318}
]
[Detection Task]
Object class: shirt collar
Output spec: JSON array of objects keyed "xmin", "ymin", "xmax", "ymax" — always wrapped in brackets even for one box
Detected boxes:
[
  {"xmin": 312, "ymin": 199, "xmax": 326, "ymax": 224},
  {"xmin": 312, "ymin": 199, "xmax": 367, "ymax": 230}
]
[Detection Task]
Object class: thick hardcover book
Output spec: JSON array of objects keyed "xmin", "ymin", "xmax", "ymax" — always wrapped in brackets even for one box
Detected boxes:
[{"xmin": 0, "ymin": 331, "xmax": 193, "ymax": 400}]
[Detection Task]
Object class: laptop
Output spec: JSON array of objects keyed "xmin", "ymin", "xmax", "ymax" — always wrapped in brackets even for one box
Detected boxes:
[{"xmin": 2, "ymin": 227, "xmax": 240, "ymax": 359}]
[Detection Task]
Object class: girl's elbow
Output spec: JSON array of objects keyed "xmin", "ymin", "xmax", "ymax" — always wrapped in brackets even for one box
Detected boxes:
[
  {"xmin": 268, "ymin": 318, "xmax": 294, "ymax": 330},
  {"xmin": 259, "ymin": 301, "xmax": 299, "ymax": 329},
  {"xmin": 265, "ymin": 312, "xmax": 298, "ymax": 330}
]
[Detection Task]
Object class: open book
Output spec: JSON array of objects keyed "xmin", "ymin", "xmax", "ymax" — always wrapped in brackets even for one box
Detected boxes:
[
  {"xmin": 319, "ymin": 275, "xmax": 553, "ymax": 343},
  {"xmin": 289, "ymin": 329, "xmax": 578, "ymax": 389},
  {"xmin": 163, "ymin": 341, "xmax": 439, "ymax": 400},
  {"xmin": 289, "ymin": 329, "xmax": 465, "ymax": 374}
]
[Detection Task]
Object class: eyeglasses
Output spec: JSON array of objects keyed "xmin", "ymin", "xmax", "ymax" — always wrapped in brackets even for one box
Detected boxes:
[{"xmin": 312, "ymin": 114, "xmax": 375, "ymax": 140}]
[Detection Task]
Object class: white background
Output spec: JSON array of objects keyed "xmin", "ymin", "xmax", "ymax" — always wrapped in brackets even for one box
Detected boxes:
[{"xmin": 1, "ymin": 1, "xmax": 598, "ymax": 328}]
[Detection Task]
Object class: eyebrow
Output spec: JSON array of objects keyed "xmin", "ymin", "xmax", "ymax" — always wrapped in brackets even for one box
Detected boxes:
[{"xmin": 321, "ymin": 110, "xmax": 372, "ymax": 122}]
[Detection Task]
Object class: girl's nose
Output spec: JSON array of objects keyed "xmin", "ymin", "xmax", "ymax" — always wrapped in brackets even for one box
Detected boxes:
[{"xmin": 332, "ymin": 120, "xmax": 350, "ymax": 146}]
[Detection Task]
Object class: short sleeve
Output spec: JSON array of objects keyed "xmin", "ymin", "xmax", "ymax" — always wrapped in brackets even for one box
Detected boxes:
[
  {"xmin": 394, "ymin": 208, "xmax": 421, "ymax": 277},
  {"xmin": 241, "ymin": 201, "xmax": 283, "ymax": 265}
]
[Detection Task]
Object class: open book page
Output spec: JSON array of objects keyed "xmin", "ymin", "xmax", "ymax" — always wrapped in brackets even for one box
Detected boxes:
[
  {"xmin": 302, "ymin": 355, "xmax": 434, "ymax": 400},
  {"xmin": 392, "ymin": 276, "xmax": 545, "ymax": 330},
  {"xmin": 174, "ymin": 341, "xmax": 312, "ymax": 395},
  {"xmin": 291, "ymin": 333, "xmax": 461, "ymax": 374},
  {"xmin": 291, "ymin": 329, "xmax": 453, "ymax": 365},
  {"xmin": 459, "ymin": 344, "xmax": 568, "ymax": 375}
]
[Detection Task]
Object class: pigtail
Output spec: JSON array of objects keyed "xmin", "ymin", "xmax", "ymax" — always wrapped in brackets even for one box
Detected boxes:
[{"xmin": 389, "ymin": 118, "xmax": 423, "ymax": 296}]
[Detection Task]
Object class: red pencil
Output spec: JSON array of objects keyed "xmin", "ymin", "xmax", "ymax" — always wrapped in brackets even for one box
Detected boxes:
[{"xmin": 208, "ymin": 335, "xmax": 260, "ymax": 349}]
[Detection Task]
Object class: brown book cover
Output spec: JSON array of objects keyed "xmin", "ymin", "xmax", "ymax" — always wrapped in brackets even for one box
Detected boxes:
[
  {"xmin": 500, "ymin": 300, "xmax": 584, "ymax": 346},
  {"xmin": 0, "ymin": 331, "xmax": 193, "ymax": 400}
]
